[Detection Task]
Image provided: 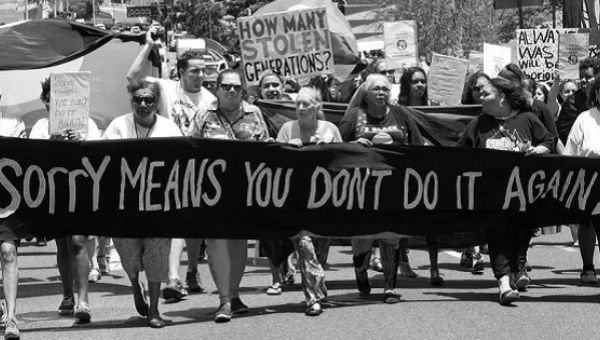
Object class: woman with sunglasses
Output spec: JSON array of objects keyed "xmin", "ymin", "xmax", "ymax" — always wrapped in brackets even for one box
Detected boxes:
[
  {"xmin": 339, "ymin": 74, "xmax": 424, "ymax": 304},
  {"xmin": 276, "ymin": 87, "xmax": 342, "ymax": 316},
  {"xmin": 190, "ymin": 69, "xmax": 269, "ymax": 323},
  {"xmin": 30, "ymin": 77, "xmax": 102, "ymax": 325},
  {"xmin": 104, "ymin": 80, "xmax": 182, "ymax": 328}
]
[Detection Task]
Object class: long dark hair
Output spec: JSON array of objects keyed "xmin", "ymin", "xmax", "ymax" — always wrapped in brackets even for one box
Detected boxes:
[
  {"xmin": 398, "ymin": 66, "xmax": 427, "ymax": 106},
  {"xmin": 461, "ymin": 71, "xmax": 490, "ymax": 104}
]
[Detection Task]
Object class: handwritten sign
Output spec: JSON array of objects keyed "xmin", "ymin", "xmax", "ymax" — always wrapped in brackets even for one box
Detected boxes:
[
  {"xmin": 483, "ymin": 43, "xmax": 512, "ymax": 77},
  {"xmin": 558, "ymin": 33, "xmax": 589, "ymax": 80},
  {"xmin": 428, "ymin": 53, "xmax": 470, "ymax": 106},
  {"xmin": 384, "ymin": 21, "xmax": 417, "ymax": 69},
  {"xmin": 237, "ymin": 7, "xmax": 334, "ymax": 84},
  {"xmin": 516, "ymin": 28, "xmax": 577, "ymax": 81},
  {"xmin": 49, "ymin": 72, "xmax": 90, "ymax": 135}
]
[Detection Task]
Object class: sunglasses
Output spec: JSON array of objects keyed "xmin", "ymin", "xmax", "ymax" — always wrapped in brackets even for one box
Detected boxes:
[
  {"xmin": 219, "ymin": 83, "xmax": 243, "ymax": 92},
  {"xmin": 132, "ymin": 95, "xmax": 157, "ymax": 104},
  {"xmin": 411, "ymin": 79, "xmax": 426, "ymax": 85}
]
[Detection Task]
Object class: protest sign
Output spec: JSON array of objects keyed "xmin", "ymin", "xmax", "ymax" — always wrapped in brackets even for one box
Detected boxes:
[
  {"xmin": 516, "ymin": 28, "xmax": 578, "ymax": 81},
  {"xmin": 1, "ymin": 137, "xmax": 598, "ymax": 240},
  {"xmin": 427, "ymin": 53, "xmax": 470, "ymax": 106},
  {"xmin": 384, "ymin": 21, "xmax": 417, "ymax": 69},
  {"xmin": 468, "ymin": 50, "xmax": 483, "ymax": 73},
  {"xmin": 237, "ymin": 7, "xmax": 334, "ymax": 84},
  {"xmin": 49, "ymin": 71, "xmax": 90, "ymax": 135},
  {"xmin": 483, "ymin": 43, "xmax": 512, "ymax": 77},
  {"xmin": 558, "ymin": 33, "xmax": 589, "ymax": 80}
]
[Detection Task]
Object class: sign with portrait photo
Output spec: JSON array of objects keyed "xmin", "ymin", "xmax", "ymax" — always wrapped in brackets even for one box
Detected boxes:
[
  {"xmin": 384, "ymin": 21, "xmax": 418, "ymax": 69},
  {"xmin": 558, "ymin": 33, "xmax": 589, "ymax": 80}
]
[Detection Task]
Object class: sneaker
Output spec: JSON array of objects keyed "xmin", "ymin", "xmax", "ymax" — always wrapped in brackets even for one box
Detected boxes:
[
  {"xmin": 266, "ymin": 282, "xmax": 282, "ymax": 295},
  {"xmin": 88, "ymin": 268, "xmax": 101, "ymax": 283},
  {"xmin": 471, "ymin": 254, "xmax": 485, "ymax": 274},
  {"xmin": 460, "ymin": 251, "xmax": 473, "ymax": 268},
  {"xmin": 430, "ymin": 270, "xmax": 444, "ymax": 286},
  {"xmin": 97, "ymin": 255, "xmax": 110, "ymax": 275},
  {"xmin": 162, "ymin": 279, "xmax": 188, "ymax": 301},
  {"xmin": 305, "ymin": 302, "xmax": 323, "ymax": 316},
  {"xmin": 185, "ymin": 270, "xmax": 204, "ymax": 293},
  {"xmin": 57, "ymin": 296, "xmax": 75, "ymax": 316},
  {"xmin": 499, "ymin": 289, "xmax": 519, "ymax": 306},
  {"xmin": 369, "ymin": 257, "xmax": 383, "ymax": 272},
  {"xmin": 231, "ymin": 297, "xmax": 248, "ymax": 314},
  {"xmin": 399, "ymin": 262, "xmax": 418, "ymax": 278},
  {"xmin": 4, "ymin": 317, "xmax": 19, "ymax": 340},
  {"xmin": 74, "ymin": 302, "xmax": 91, "ymax": 324},
  {"xmin": 214, "ymin": 303, "xmax": 232, "ymax": 323},
  {"xmin": 515, "ymin": 271, "xmax": 531, "ymax": 291},
  {"xmin": 581, "ymin": 270, "xmax": 598, "ymax": 284}
]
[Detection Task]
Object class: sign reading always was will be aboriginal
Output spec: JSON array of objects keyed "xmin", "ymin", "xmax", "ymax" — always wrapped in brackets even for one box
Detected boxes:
[
  {"xmin": 49, "ymin": 71, "xmax": 90, "ymax": 135},
  {"xmin": 237, "ymin": 7, "xmax": 334, "ymax": 84}
]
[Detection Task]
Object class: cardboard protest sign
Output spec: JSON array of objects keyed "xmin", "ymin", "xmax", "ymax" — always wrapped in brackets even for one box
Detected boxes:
[
  {"xmin": 49, "ymin": 71, "xmax": 90, "ymax": 135},
  {"xmin": 237, "ymin": 7, "xmax": 334, "ymax": 84},
  {"xmin": 468, "ymin": 50, "xmax": 483, "ymax": 73},
  {"xmin": 558, "ymin": 33, "xmax": 589, "ymax": 80},
  {"xmin": 516, "ymin": 28, "xmax": 578, "ymax": 81},
  {"xmin": 384, "ymin": 21, "xmax": 417, "ymax": 69},
  {"xmin": 427, "ymin": 53, "xmax": 470, "ymax": 106},
  {"xmin": 483, "ymin": 43, "xmax": 512, "ymax": 77}
]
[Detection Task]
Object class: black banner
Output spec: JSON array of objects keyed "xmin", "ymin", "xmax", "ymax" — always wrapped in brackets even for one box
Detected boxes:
[{"xmin": 1, "ymin": 137, "xmax": 598, "ymax": 239}]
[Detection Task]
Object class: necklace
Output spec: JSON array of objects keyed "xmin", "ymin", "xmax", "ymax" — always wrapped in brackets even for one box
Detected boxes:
[
  {"xmin": 496, "ymin": 110, "xmax": 519, "ymax": 132},
  {"xmin": 134, "ymin": 119, "xmax": 156, "ymax": 139}
]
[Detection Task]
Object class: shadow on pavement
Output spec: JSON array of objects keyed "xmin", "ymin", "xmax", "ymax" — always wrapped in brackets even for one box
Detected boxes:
[{"xmin": 16, "ymin": 282, "xmax": 132, "ymax": 299}]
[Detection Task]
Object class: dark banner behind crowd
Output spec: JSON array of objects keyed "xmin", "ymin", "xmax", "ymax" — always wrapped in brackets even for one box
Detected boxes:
[{"xmin": 0, "ymin": 137, "xmax": 598, "ymax": 241}]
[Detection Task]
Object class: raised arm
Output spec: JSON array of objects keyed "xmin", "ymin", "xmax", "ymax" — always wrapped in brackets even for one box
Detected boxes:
[
  {"xmin": 547, "ymin": 72, "xmax": 561, "ymax": 120},
  {"xmin": 126, "ymin": 28, "xmax": 158, "ymax": 85}
]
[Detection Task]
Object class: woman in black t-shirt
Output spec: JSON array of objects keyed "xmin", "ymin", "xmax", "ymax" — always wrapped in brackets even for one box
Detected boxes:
[
  {"xmin": 458, "ymin": 77, "xmax": 553, "ymax": 306},
  {"xmin": 339, "ymin": 74, "xmax": 424, "ymax": 303}
]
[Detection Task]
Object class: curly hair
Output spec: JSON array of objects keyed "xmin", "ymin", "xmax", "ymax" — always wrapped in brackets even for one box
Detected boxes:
[
  {"xmin": 461, "ymin": 71, "xmax": 490, "ymax": 104},
  {"xmin": 126, "ymin": 79, "xmax": 161, "ymax": 98},
  {"xmin": 398, "ymin": 66, "xmax": 427, "ymax": 106},
  {"xmin": 489, "ymin": 77, "xmax": 532, "ymax": 112}
]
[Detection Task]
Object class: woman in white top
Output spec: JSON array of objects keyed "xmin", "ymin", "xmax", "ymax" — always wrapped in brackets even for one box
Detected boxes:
[
  {"xmin": 104, "ymin": 80, "xmax": 181, "ymax": 328},
  {"xmin": 30, "ymin": 78, "xmax": 102, "ymax": 325},
  {"xmin": 564, "ymin": 76, "xmax": 600, "ymax": 285},
  {"xmin": 276, "ymin": 87, "xmax": 341, "ymax": 316}
]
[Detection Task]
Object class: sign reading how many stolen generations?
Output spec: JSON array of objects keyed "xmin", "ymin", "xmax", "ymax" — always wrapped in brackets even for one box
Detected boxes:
[
  {"xmin": 49, "ymin": 71, "xmax": 90, "ymax": 135},
  {"xmin": 237, "ymin": 7, "xmax": 335, "ymax": 84}
]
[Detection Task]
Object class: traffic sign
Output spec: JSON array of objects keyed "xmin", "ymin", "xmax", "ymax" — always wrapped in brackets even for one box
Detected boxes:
[{"xmin": 126, "ymin": 5, "xmax": 158, "ymax": 17}]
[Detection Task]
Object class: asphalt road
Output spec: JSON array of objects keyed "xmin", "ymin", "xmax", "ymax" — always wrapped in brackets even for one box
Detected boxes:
[{"xmin": 11, "ymin": 230, "xmax": 600, "ymax": 339}]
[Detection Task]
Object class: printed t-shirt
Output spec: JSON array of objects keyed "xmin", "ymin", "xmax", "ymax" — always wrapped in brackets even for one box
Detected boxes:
[
  {"xmin": 103, "ymin": 113, "xmax": 182, "ymax": 139},
  {"xmin": 339, "ymin": 105, "xmax": 424, "ymax": 145},
  {"xmin": 152, "ymin": 78, "xmax": 217, "ymax": 135},
  {"xmin": 458, "ymin": 111, "xmax": 555, "ymax": 152},
  {"xmin": 190, "ymin": 101, "xmax": 269, "ymax": 141},
  {"xmin": 564, "ymin": 107, "xmax": 600, "ymax": 157},
  {"xmin": 29, "ymin": 117, "xmax": 101, "ymax": 140},
  {"xmin": 276, "ymin": 120, "xmax": 342, "ymax": 144}
]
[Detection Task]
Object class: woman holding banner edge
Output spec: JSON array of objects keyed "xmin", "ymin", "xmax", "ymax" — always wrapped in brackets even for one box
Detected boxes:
[{"xmin": 458, "ymin": 77, "xmax": 554, "ymax": 305}]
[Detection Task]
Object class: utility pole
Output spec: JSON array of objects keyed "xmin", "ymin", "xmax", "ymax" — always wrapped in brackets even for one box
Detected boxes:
[{"xmin": 517, "ymin": 0, "xmax": 523, "ymax": 29}]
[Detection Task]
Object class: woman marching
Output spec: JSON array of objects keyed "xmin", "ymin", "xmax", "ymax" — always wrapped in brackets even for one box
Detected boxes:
[
  {"xmin": 458, "ymin": 77, "xmax": 554, "ymax": 305},
  {"xmin": 276, "ymin": 87, "xmax": 342, "ymax": 315},
  {"xmin": 104, "ymin": 79, "xmax": 182, "ymax": 328}
]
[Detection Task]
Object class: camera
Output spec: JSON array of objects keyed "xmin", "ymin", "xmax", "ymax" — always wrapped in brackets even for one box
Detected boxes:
[{"xmin": 151, "ymin": 27, "xmax": 165, "ymax": 42}]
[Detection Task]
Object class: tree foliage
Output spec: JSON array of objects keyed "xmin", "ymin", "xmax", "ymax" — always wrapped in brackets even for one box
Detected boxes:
[{"xmin": 377, "ymin": 0, "xmax": 562, "ymax": 57}]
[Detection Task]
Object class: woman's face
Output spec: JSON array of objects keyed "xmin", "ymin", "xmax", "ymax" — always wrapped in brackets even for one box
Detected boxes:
[
  {"xmin": 534, "ymin": 87, "xmax": 546, "ymax": 103},
  {"xmin": 217, "ymin": 73, "xmax": 243, "ymax": 106},
  {"xmin": 559, "ymin": 82, "xmax": 577, "ymax": 101},
  {"xmin": 480, "ymin": 83, "xmax": 509, "ymax": 117},
  {"xmin": 471, "ymin": 77, "xmax": 489, "ymax": 105},
  {"xmin": 260, "ymin": 75, "xmax": 283, "ymax": 100},
  {"xmin": 366, "ymin": 78, "xmax": 390, "ymax": 107},
  {"xmin": 410, "ymin": 71, "xmax": 427, "ymax": 98},
  {"xmin": 295, "ymin": 90, "xmax": 320, "ymax": 120},
  {"xmin": 131, "ymin": 88, "xmax": 158, "ymax": 119}
]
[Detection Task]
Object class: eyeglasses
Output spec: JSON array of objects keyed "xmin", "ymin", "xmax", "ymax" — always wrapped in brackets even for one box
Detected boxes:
[
  {"xmin": 132, "ymin": 95, "xmax": 157, "ymax": 104},
  {"xmin": 219, "ymin": 83, "xmax": 243, "ymax": 92}
]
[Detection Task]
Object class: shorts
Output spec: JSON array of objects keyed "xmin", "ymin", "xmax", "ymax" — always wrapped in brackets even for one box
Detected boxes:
[{"xmin": 0, "ymin": 216, "xmax": 29, "ymax": 247}]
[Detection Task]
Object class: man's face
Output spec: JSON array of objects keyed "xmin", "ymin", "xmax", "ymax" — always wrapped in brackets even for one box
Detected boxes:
[{"xmin": 179, "ymin": 59, "xmax": 206, "ymax": 93}]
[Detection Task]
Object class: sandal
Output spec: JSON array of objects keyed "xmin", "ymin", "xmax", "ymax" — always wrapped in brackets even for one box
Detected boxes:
[
  {"xmin": 305, "ymin": 302, "xmax": 322, "ymax": 316},
  {"xmin": 266, "ymin": 283, "xmax": 282, "ymax": 295},
  {"xmin": 383, "ymin": 290, "xmax": 401, "ymax": 304}
]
